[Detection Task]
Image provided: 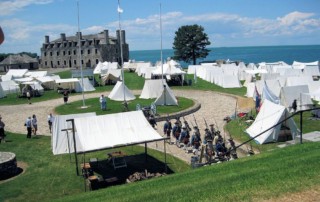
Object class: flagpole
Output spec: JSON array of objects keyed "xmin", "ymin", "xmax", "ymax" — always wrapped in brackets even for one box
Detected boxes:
[
  {"xmin": 77, "ymin": 1, "xmax": 87, "ymax": 108},
  {"xmin": 118, "ymin": 0, "xmax": 127, "ymax": 108},
  {"xmin": 160, "ymin": 3, "xmax": 166, "ymax": 105}
]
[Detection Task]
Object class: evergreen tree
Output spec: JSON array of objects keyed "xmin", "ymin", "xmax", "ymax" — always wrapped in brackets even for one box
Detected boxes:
[{"xmin": 172, "ymin": 24, "xmax": 211, "ymax": 65}]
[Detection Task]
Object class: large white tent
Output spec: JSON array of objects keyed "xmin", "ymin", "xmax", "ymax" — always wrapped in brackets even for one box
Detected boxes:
[
  {"xmin": 108, "ymin": 81, "xmax": 135, "ymax": 101},
  {"xmin": 246, "ymin": 100, "xmax": 298, "ymax": 144},
  {"xmin": 52, "ymin": 111, "xmax": 165, "ymax": 155},
  {"xmin": 51, "ymin": 113, "xmax": 97, "ymax": 155}
]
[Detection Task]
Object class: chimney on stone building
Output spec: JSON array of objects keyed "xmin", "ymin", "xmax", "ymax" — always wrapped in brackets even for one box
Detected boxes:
[
  {"xmin": 103, "ymin": 30, "xmax": 109, "ymax": 44},
  {"xmin": 76, "ymin": 32, "xmax": 82, "ymax": 40},
  {"xmin": 45, "ymin": 35, "xmax": 49, "ymax": 43},
  {"xmin": 60, "ymin": 33, "xmax": 66, "ymax": 41}
]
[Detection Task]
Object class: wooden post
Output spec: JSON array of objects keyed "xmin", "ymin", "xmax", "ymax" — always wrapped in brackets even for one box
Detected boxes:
[
  {"xmin": 300, "ymin": 111, "xmax": 303, "ymax": 144},
  {"xmin": 67, "ymin": 119, "xmax": 79, "ymax": 176},
  {"xmin": 145, "ymin": 142, "xmax": 148, "ymax": 162}
]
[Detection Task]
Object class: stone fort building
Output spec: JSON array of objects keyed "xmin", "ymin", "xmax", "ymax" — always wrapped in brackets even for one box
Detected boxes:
[{"xmin": 40, "ymin": 30, "xmax": 129, "ymax": 69}]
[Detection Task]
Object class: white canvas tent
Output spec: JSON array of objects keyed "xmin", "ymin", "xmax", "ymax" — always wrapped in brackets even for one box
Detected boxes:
[
  {"xmin": 0, "ymin": 85, "xmax": 6, "ymax": 98},
  {"xmin": 52, "ymin": 111, "xmax": 165, "ymax": 155},
  {"xmin": 25, "ymin": 71, "xmax": 48, "ymax": 78},
  {"xmin": 55, "ymin": 78, "xmax": 79, "ymax": 91},
  {"xmin": 154, "ymin": 85, "xmax": 178, "ymax": 106},
  {"xmin": 5, "ymin": 69, "xmax": 28, "ymax": 79},
  {"xmin": 108, "ymin": 81, "xmax": 136, "ymax": 101},
  {"xmin": 51, "ymin": 113, "xmax": 97, "ymax": 155},
  {"xmin": 75, "ymin": 78, "xmax": 96, "ymax": 92},
  {"xmin": 246, "ymin": 100, "xmax": 298, "ymax": 144},
  {"xmin": 0, "ymin": 80, "xmax": 19, "ymax": 94},
  {"xmin": 140, "ymin": 79, "xmax": 166, "ymax": 99},
  {"xmin": 280, "ymin": 85, "xmax": 313, "ymax": 112}
]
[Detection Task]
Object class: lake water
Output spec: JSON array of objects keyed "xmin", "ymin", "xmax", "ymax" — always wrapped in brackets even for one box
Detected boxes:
[{"xmin": 130, "ymin": 45, "xmax": 320, "ymax": 67}]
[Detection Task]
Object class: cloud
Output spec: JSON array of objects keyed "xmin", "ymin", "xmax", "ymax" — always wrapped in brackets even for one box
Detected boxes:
[
  {"xmin": 0, "ymin": 0, "xmax": 53, "ymax": 16},
  {"xmin": 277, "ymin": 11, "xmax": 315, "ymax": 26}
]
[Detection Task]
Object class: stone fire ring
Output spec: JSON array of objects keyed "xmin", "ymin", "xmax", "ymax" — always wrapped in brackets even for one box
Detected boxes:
[{"xmin": 0, "ymin": 152, "xmax": 18, "ymax": 176}]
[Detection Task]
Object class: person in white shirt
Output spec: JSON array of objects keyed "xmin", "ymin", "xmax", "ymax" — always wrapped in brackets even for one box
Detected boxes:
[
  {"xmin": 47, "ymin": 113, "xmax": 54, "ymax": 133},
  {"xmin": 99, "ymin": 94, "xmax": 107, "ymax": 110}
]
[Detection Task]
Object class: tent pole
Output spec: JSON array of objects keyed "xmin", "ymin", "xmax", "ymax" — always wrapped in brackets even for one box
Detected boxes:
[
  {"xmin": 145, "ymin": 143, "xmax": 148, "ymax": 162},
  {"xmin": 164, "ymin": 140, "xmax": 167, "ymax": 173},
  {"xmin": 300, "ymin": 111, "xmax": 303, "ymax": 144},
  {"xmin": 68, "ymin": 119, "xmax": 79, "ymax": 176}
]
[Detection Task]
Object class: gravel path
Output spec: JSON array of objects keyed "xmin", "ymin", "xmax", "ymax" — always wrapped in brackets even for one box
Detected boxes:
[{"xmin": 0, "ymin": 88, "xmax": 252, "ymax": 163}]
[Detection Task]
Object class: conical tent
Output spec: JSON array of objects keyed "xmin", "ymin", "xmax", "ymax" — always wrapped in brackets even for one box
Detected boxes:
[
  {"xmin": 108, "ymin": 81, "xmax": 135, "ymax": 101},
  {"xmin": 246, "ymin": 100, "xmax": 298, "ymax": 144},
  {"xmin": 140, "ymin": 79, "xmax": 166, "ymax": 99},
  {"xmin": 154, "ymin": 86, "xmax": 178, "ymax": 106}
]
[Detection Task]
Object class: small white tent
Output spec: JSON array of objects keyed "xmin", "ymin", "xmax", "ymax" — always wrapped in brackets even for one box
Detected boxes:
[
  {"xmin": 246, "ymin": 100, "xmax": 298, "ymax": 144},
  {"xmin": 154, "ymin": 86, "xmax": 178, "ymax": 106},
  {"xmin": 108, "ymin": 81, "xmax": 136, "ymax": 101},
  {"xmin": 140, "ymin": 79, "xmax": 166, "ymax": 99},
  {"xmin": 75, "ymin": 78, "xmax": 96, "ymax": 92}
]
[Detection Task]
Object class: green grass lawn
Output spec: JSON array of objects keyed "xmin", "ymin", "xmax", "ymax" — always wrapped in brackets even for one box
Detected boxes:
[
  {"xmin": 55, "ymin": 142, "xmax": 320, "ymax": 202},
  {"xmin": 0, "ymin": 133, "xmax": 190, "ymax": 202},
  {"xmin": 55, "ymin": 96, "xmax": 194, "ymax": 116}
]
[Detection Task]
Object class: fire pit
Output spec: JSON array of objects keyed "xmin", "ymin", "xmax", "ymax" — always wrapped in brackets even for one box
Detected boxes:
[{"xmin": 0, "ymin": 152, "xmax": 18, "ymax": 177}]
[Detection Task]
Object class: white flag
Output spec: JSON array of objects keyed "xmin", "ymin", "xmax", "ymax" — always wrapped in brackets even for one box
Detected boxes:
[{"xmin": 117, "ymin": 5, "xmax": 123, "ymax": 13}]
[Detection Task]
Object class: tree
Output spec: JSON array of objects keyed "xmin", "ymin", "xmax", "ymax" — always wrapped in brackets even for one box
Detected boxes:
[{"xmin": 172, "ymin": 24, "xmax": 211, "ymax": 65}]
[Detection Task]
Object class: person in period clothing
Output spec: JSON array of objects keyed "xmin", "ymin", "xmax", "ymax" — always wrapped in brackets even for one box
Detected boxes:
[
  {"xmin": 292, "ymin": 99, "xmax": 297, "ymax": 112},
  {"xmin": 178, "ymin": 126, "xmax": 189, "ymax": 150},
  {"xmin": 47, "ymin": 113, "xmax": 54, "ymax": 133},
  {"xmin": 25, "ymin": 117, "xmax": 32, "ymax": 138},
  {"xmin": 163, "ymin": 118, "xmax": 172, "ymax": 141},
  {"xmin": 26, "ymin": 90, "xmax": 31, "ymax": 104},
  {"xmin": 190, "ymin": 126, "xmax": 201, "ymax": 155},
  {"xmin": 31, "ymin": 114, "xmax": 38, "ymax": 136},
  {"xmin": 209, "ymin": 124, "xmax": 216, "ymax": 138},
  {"xmin": 226, "ymin": 138, "xmax": 238, "ymax": 160},
  {"xmin": 63, "ymin": 90, "xmax": 69, "ymax": 104},
  {"xmin": 0, "ymin": 116, "xmax": 6, "ymax": 143},
  {"xmin": 172, "ymin": 121, "xmax": 181, "ymax": 146},
  {"xmin": 148, "ymin": 115, "xmax": 157, "ymax": 129},
  {"xmin": 99, "ymin": 94, "xmax": 107, "ymax": 110}
]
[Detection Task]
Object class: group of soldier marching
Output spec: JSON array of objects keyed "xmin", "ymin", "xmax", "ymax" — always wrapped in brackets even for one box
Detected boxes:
[{"xmin": 163, "ymin": 116, "xmax": 238, "ymax": 163}]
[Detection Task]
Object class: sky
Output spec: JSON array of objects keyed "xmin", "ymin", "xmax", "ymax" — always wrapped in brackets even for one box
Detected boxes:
[{"xmin": 0, "ymin": 0, "xmax": 319, "ymax": 55}]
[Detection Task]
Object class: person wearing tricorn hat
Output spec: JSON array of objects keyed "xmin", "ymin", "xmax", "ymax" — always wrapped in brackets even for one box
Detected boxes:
[
  {"xmin": 172, "ymin": 121, "xmax": 181, "ymax": 146},
  {"xmin": 179, "ymin": 126, "xmax": 189, "ymax": 150},
  {"xmin": 190, "ymin": 126, "xmax": 201, "ymax": 155}
]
